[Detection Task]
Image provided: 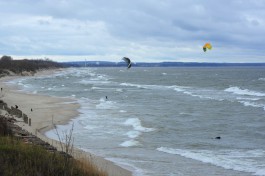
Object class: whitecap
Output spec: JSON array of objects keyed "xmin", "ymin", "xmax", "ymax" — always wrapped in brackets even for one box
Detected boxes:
[
  {"xmin": 96, "ymin": 98, "xmax": 117, "ymax": 109},
  {"xmin": 124, "ymin": 118, "xmax": 155, "ymax": 132},
  {"xmin": 120, "ymin": 82, "xmax": 167, "ymax": 90},
  {"xmin": 120, "ymin": 83, "xmax": 145, "ymax": 89},
  {"xmin": 157, "ymin": 147, "xmax": 265, "ymax": 176},
  {"xmin": 126, "ymin": 131, "xmax": 141, "ymax": 139},
  {"xmin": 238, "ymin": 101, "xmax": 265, "ymax": 110},
  {"xmin": 236, "ymin": 97, "xmax": 260, "ymax": 101},
  {"xmin": 225, "ymin": 87, "xmax": 265, "ymax": 97},
  {"xmin": 120, "ymin": 140, "xmax": 140, "ymax": 147}
]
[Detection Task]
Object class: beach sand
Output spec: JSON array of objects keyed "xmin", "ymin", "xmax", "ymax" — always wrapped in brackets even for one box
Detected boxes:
[{"xmin": 0, "ymin": 70, "xmax": 132, "ymax": 176}]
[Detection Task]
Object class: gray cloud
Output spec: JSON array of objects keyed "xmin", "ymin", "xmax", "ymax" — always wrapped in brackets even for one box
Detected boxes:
[{"xmin": 0, "ymin": 0, "xmax": 265, "ymax": 62}]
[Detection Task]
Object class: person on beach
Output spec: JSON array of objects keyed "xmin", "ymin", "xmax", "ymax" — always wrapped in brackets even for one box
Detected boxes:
[
  {"xmin": 1, "ymin": 87, "xmax": 2, "ymax": 92},
  {"xmin": 105, "ymin": 96, "xmax": 108, "ymax": 100}
]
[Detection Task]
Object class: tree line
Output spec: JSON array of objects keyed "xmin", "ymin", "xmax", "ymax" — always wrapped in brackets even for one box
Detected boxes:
[{"xmin": 0, "ymin": 55, "xmax": 63, "ymax": 76}]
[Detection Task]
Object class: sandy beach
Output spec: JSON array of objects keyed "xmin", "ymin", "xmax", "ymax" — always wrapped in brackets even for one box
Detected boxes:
[{"xmin": 0, "ymin": 70, "xmax": 132, "ymax": 176}]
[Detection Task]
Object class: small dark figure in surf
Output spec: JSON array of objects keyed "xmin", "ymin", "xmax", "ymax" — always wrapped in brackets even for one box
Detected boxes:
[
  {"xmin": 215, "ymin": 136, "xmax": 221, "ymax": 139},
  {"xmin": 1, "ymin": 88, "xmax": 2, "ymax": 92},
  {"xmin": 31, "ymin": 108, "xmax": 33, "ymax": 112},
  {"xmin": 15, "ymin": 105, "xmax": 18, "ymax": 109},
  {"xmin": 105, "ymin": 96, "xmax": 108, "ymax": 100}
]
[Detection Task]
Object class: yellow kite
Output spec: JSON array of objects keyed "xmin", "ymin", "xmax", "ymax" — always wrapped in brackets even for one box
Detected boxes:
[{"xmin": 203, "ymin": 43, "xmax": 212, "ymax": 52}]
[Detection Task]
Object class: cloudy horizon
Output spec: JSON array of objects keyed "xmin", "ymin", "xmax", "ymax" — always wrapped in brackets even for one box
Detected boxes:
[{"xmin": 1, "ymin": 0, "xmax": 265, "ymax": 63}]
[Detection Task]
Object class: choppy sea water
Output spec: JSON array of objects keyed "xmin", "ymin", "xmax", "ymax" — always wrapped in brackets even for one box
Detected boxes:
[{"xmin": 8, "ymin": 67, "xmax": 265, "ymax": 176}]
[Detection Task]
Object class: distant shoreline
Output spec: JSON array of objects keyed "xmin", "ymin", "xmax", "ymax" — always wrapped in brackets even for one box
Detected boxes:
[{"xmin": 62, "ymin": 61, "xmax": 265, "ymax": 68}]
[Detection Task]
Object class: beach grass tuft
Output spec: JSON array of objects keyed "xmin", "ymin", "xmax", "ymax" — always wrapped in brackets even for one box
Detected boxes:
[{"xmin": 0, "ymin": 116, "xmax": 107, "ymax": 176}]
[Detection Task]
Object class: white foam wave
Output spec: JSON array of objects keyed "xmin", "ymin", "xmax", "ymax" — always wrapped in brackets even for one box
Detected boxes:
[
  {"xmin": 124, "ymin": 118, "xmax": 155, "ymax": 132},
  {"xmin": 120, "ymin": 140, "xmax": 140, "ymax": 147},
  {"xmin": 121, "ymin": 118, "xmax": 154, "ymax": 147},
  {"xmin": 79, "ymin": 79, "xmax": 110, "ymax": 85},
  {"xmin": 126, "ymin": 131, "xmax": 141, "ymax": 139},
  {"xmin": 169, "ymin": 85, "xmax": 225, "ymax": 101},
  {"xmin": 120, "ymin": 83, "xmax": 147, "ymax": 89},
  {"xmin": 166, "ymin": 85, "xmax": 187, "ymax": 92},
  {"xmin": 239, "ymin": 101, "xmax": 265, "ymax": 110},
  {"xmin": 237, "ymin": 97, "xmax": 261, "ymax": 101},
  {"xmin": 94, "ymin": 74, "xmax": 110, "ymax": 81},
  {"xmin": 121, "ymin": 82, "xmax": 174, "ymax": 90},
  {"xmin": 96, "ymin": 98, "xmax": 117, "ymax": 109},
  {"xmin": 258, "ymin": 78, "xmax": 265, "ymax": 81},
  {"xmin": 157, "ymin": 147, "xmax": 265, "ymax": 176},
  {"xmin": 225, "ymin": 87, "xmax": 265, "ymax": 97}
]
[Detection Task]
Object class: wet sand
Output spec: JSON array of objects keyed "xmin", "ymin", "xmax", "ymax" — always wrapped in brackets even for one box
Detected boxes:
[{"xmin": 0, "ymin": 70, "xmax": 132, "ymax": 176}]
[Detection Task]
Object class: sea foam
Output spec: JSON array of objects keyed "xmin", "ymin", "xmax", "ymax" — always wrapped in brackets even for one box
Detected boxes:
[
  {"xmin": 124, "ymin": 118, "xmax": 154, "ymax": 132},
  {"xmin": 120, "ymin": 118, "xmax": 155, "ymax": 147},
  {"xmin": 119, "ymin": 140, "xmax": 140, "ymax": 147},
  {"xmin": 225, "ymin": 87, "xmax": 265, "ymax": 97},
  {"xmin": 157, "ymin": 147, "xmax": 265, "ymax": 176}
]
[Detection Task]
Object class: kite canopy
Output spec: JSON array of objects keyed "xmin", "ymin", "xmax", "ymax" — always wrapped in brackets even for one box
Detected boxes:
[
  {"xmin": 122, "ymin": 57, "xmax": 132, "ymax": 69},
  {"xmin": 203, "ymin": 43, "xmax": 212, "ymax": 52}
]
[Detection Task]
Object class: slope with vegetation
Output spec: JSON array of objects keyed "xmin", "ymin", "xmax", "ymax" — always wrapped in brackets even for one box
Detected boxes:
[{"xmin": 0, "ymin": 55, "xmax": 63, "ymax": 77}]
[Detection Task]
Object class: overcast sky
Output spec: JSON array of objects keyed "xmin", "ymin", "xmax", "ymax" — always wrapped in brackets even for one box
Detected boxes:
[{"xmin": 0, "ymin": 0, "xmax": 265, "ymax": 63}]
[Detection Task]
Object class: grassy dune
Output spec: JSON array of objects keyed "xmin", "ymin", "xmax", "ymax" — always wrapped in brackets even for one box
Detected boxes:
[{"xmin": 0, "ymin": 116, "xmax": 107, "ymax": 176}]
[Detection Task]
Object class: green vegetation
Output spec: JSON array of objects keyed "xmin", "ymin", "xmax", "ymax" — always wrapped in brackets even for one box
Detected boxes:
[{"xmin": 0, "ymin": 116, "xmax": 107, "ymax": 176}]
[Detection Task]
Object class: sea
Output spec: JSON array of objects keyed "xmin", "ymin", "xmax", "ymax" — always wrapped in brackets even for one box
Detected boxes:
[{"xmin": 7, "ymin": 67, "xmax": 265, "ymax": 176}]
